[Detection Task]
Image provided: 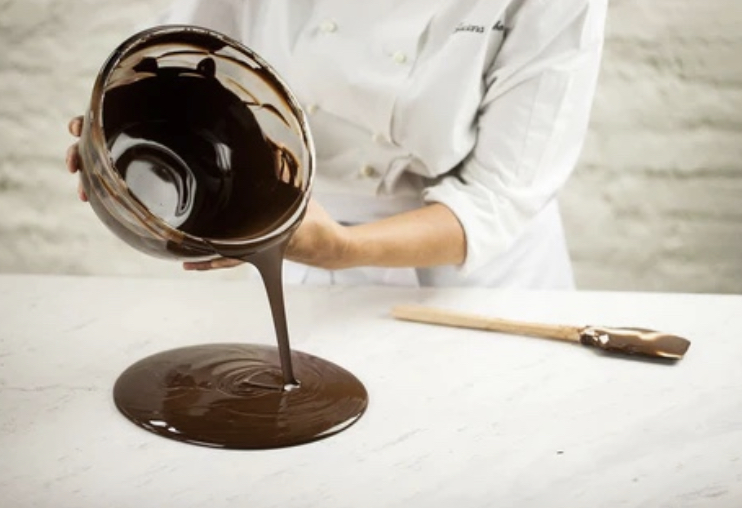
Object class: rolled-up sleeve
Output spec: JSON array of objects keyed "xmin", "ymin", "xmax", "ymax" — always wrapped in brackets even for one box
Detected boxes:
[{"xmin": 423, "ymin": 0, "xmax": 607, "ymax": 274}]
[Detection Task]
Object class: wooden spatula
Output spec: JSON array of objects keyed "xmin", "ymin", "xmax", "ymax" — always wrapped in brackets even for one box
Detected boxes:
[{"xmin": 391, "ymin": 305, "xmax": 691, "ymax": 360}]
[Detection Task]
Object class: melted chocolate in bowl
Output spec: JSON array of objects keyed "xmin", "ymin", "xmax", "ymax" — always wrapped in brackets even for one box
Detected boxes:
[
  {"xmin": 80, "ymin": 26, "xmax": 368, "ymax": 449},
  {"xmin": 102, "ymin": 61, "xmax": 302, "ymax": 243}
]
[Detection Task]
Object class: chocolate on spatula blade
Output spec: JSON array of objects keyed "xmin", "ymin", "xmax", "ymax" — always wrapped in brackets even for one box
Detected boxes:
[{"xmin": 578, "ymin": 326, "xmax": 691, "ymax": 360}]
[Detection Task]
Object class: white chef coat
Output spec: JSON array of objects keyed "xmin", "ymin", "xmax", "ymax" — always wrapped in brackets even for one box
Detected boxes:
[{"xmin": 160, "ymin": 0, "xmax": 607, "ymax": 288}]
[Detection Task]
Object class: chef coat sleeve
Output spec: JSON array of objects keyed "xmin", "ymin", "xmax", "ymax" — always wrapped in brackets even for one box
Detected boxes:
[
  {"xmin": 422, "ymin": 0, "xmax": 607, "ymax": 275},
  {"xmin": 157, "ymin": 0, "xmax": 243, "ymax": 39}
]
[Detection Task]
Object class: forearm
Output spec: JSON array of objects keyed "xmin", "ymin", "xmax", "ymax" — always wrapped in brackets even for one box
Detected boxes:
[{"xmin": 343, "ymin": 202, "xmax": 466, "ymax": 269}]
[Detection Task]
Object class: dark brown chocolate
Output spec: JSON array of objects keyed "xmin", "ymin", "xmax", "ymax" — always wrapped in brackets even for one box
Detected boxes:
[
  {"xmin": 100, "ymin": 42, "xmax": 368, "ymax": 449},
  {"xmin": 579, "ymin": 326, "xmax": 691, "ymax": 359},
  {"xmin": 102, "ymin": 57, "xmax": 302, "ymax": 243},
  {"xmin": 113, "ymin": 344, "xmax": 368, "ymax": 449}
]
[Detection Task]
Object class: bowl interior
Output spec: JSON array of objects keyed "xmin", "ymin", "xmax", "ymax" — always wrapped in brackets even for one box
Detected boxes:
[{"xmin": 97, "ymin": 26, "xmax": 314, "ymax": 246}]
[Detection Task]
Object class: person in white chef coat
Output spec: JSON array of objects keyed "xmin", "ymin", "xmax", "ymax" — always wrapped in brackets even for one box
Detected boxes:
[{"xmin": 67, "ymin": 0, "xmax": 607, "ymax": 288}]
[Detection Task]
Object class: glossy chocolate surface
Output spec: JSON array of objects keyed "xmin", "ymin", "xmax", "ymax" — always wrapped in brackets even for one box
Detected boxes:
[
  {"xmin": 101, "ymin": 58, "xmax": 302, "ymax": 256},
  {"xmin": 579, "ymin": 326, "xmax": 691, "ymax": 359},
  {"xmin": 92, "ymin": 27, "xmax": 367, "ymax": 449},
  {"xmin": 114, "ymin": 344, "xmax": 368, "ymax": 449}
]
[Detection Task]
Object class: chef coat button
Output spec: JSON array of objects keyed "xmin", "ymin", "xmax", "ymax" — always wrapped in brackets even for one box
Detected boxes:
[
  {"xmin": 320, "ymin": 20, "xmax": 338, "ymax": 33},
  {"xmin": 359, "ymin": 165, "xmax": 378, "ymax": 178},
  {"xmin": 392, "ymin": 51, "xmax": 407, "ymax": 64},
  {"xmin": 306, "ymin": 103, "xmax": 319, "ymax": 115}
]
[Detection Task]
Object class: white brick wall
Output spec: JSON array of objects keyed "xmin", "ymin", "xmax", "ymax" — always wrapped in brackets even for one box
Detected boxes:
[
  {"xmin": 1, "ymin": 0, "xmax": 740, "ymax": 292},
  {"xmin": 562, "ymin": 0, "xmax": 742, "ymax": 293}
]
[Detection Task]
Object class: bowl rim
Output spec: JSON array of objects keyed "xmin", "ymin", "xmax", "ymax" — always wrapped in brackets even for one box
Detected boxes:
[{"xmin": 86, "ymin": 24, "xmax": 316, "ymax": 250}]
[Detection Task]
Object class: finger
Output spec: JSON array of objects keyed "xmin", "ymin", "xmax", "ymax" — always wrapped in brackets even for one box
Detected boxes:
[
  {"xmin": 68, "ymin": 116, "xmax": 83, "ymax": 137},
  {"xmin": 183, "ymin": 258, "xmax": 244, "ymax": 271},
  {"xmin": 66, "ymin": 143, "xmax": 80, "ymax": 173},
  {"xmin": 182, "ymin": 259, "xmax": 243, "ymax": 271},
  {"xmin": 77, "ymin": 180, "xmax": 88, "ymax": 202},
  {"xmin": 207, "ymin": 258, "xmax": 244, "ymax": 270}
]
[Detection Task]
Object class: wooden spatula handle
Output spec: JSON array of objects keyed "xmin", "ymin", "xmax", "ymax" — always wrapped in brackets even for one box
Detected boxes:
[{"xmin": 392, "ymin": 304, "xmax": 582, "ymax": 343}]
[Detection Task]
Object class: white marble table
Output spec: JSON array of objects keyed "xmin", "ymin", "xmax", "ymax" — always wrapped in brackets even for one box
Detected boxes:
[{"xmin": 1, "ymin": 274, "xmax": 741, "ymax": 508}]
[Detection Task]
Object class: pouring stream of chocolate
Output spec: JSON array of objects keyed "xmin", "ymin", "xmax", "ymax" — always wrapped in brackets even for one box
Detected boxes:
[
  {"xmin": 103, "ymin": 54, "xmax": 302, "ymax": 386},
  {"xmin": 90, "ymin": 35, "xmax": 368, "ymax": 449}
]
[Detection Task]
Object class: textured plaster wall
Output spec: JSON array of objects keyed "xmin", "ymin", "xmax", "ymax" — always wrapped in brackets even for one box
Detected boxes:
[
  {"xmin": 561, "ymin": 0, "xmax": 742, "ymax": 293},
  {"xmin": 1, "ymin": 0, "xmax": 740, "ymax": 292}
]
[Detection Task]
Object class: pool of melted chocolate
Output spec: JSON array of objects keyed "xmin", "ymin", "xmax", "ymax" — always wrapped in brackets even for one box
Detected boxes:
[
  {"xmin": 103, "ymin": 55, "xmax": 367, "ymax": 449},
  {"xmin": 113, "ymin": 344, "xmax": 368, "ymax": 449}
]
